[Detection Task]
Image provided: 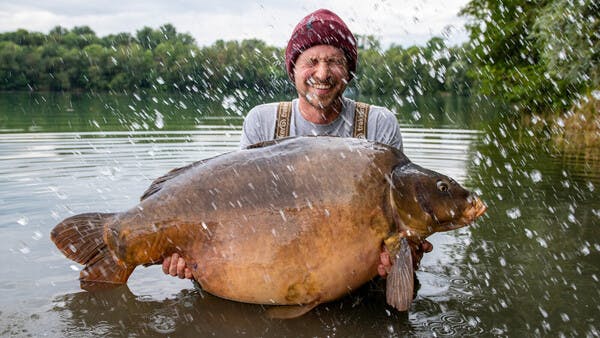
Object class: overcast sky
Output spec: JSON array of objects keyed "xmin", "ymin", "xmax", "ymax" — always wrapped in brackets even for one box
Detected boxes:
[{"xmin": 0, "ymin": 0, "xmax": 471, "ymax": 48}]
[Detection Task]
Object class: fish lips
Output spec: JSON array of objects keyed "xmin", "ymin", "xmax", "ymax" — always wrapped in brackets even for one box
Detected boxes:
[{"xmin": 439, "ymin": 197, "xmax": 487, "ymax": 231}]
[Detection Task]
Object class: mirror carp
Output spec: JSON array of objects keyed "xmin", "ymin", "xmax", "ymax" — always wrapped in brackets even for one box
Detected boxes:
[{"xmin": 51, "ymin": 136, "xmax": 486, "ymax": 318}]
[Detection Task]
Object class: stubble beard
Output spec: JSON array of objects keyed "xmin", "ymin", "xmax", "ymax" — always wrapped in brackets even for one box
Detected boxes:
[{"xmin": 300, "ymin": 80, "xmax": 344, "ymax": 112}]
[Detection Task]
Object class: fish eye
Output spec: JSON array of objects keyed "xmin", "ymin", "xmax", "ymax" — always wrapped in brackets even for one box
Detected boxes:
[{"xmin": 437, "ymin": 181, "xmax": 449, "ymax": 192}]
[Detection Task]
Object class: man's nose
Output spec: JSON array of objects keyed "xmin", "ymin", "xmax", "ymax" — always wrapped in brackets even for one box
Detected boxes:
[{"xmin": 313, "ymin": 61, "xmax": 331, "ymax": 80}]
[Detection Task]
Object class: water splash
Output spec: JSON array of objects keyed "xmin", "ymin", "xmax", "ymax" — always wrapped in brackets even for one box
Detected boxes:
[
  {"xmin": 506, "ymin": 207, "xmax": 521, "ymax": 219},
  {"xmin": 530, "ymin": 170, "xmax": 543, "ymax": 183}
]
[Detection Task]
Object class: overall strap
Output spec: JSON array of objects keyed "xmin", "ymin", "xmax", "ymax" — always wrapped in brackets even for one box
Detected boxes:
[
  {"xmin": 353, "ymin": 102, "xmax": 370, "ymax": 139},
  {"xmin": 274, "ymin": 101, "xmax": 292, "ymax": 139}
]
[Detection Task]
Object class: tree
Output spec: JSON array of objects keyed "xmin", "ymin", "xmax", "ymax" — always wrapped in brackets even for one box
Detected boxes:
[
  {"xmin": 533, "ymin": 0, "xmax": 599, "ymax": 92},
  {"xmin": 102, "ymin": 33, "xmax": 135, "ymax": 47},
  {"xmin": 0, "ymin": 41, "xmax": 27, "ymax": 89},
  {"xmin": 460, "ymin": 0, "xmax": 598, "ymax": 114}
]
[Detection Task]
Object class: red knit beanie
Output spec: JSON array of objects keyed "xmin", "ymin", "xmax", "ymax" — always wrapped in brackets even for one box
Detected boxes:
[{"xmin": 285, "ymin": 9, "xmax": 357, "ymax": 82}]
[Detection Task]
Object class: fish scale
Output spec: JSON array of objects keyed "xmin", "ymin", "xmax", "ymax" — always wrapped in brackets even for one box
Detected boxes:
[{"xmin": 51, "ymin": 136, "xmax": 486, "ymax": 318}]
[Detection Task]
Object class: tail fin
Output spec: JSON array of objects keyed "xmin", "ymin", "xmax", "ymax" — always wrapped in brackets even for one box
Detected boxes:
[{"xmin": 51, "ymin": 212, "xmax": 134, "ymax": 286}]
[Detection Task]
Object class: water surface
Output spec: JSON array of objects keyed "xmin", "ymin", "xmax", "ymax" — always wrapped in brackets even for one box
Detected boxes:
[{"xmin": 1, "ymin": 92, "xmax": 598, "ymax": 337}]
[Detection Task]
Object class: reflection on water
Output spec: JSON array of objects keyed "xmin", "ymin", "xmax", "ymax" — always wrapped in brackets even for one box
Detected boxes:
[
  {"xmin": 1, "ymin": 93, "xmax": 598, "ymax": 337},
  {"xmin": 50, "ymin": 283, "xmax": 421, "ymax": 337}
]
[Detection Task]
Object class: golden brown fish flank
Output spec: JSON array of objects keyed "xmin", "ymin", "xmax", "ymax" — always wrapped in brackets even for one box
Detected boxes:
[{"xmin": 51, "ymin": 136, "xmax": 486, "ymax": 317}]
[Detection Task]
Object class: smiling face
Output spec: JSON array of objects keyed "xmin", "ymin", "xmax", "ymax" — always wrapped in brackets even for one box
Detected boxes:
[
  {"xmin": 390, "ymin": 163, "xmax": 487, "ymax": 239},
  {"xmin": 293, "ymin": 45, "xmax": 350, "ymax": 113}
]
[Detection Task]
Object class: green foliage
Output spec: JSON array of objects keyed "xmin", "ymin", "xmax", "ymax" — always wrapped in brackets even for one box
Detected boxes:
[
  {"xmin": 460, "ymin": 0, "xmax": 599, "ymax": 114},
  {"xmin": 0, "ymin": 25, "xmax": 291, "ymax": 95},
  {"xmin": 354, "ymin": 37, "xmax": 469, "ymax": 99},
  {"xmin": 0, "ymin": 25, "xmax": 469, "ymax": 98},
  {"xmin": 533, "ymin": 0, "xmax": 599, "ymax": 91}
]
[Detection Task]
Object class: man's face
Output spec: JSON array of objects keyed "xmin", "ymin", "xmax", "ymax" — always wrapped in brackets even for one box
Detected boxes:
[{"xmin": 293, "ymin": 45, "xmax": 349, "ymax": 110}]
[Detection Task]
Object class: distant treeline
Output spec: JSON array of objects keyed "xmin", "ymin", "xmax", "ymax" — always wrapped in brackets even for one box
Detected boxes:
[
  {"xmin": 0, "ymin": 24, "xmax": 470, "ymax": 98},
  {"xmin": 0, "ymin": 0, "xmax": 597, "ymax": 116},
  {"xmin": 0, "ymin": 25, "xmax": 288, "ymax": 95}
]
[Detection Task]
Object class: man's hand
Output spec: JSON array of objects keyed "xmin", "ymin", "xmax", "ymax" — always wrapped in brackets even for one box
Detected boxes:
[
  {"xmin": 162, "ymin": 253, "xmax": 193, "ymax": 279},
  {"xmin": 377, "ymin": 240, "xmax": 433, "ymax": 277},
  {"xmin": 163, "ymin": 241, "xmax": 433, "ymax": 280}
]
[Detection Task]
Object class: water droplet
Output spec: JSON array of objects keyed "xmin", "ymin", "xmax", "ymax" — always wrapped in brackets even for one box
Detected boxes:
[
  {"xmin": 581, "ymin": 246, "xmax": 590, "ymax": 256},
  {"xmin": 32, "ymin": 231, "xmax": 42, "ymax": 240},
  {"xmin": 539, "ymin": 306, "xmax": 548, "ymax": 318},
  {"xmin": 279, "ymin": 210, "xmax": 287, "ymax": 222},
  {"xmin": 591, "ymin": 89, "xmax": 600, "ymax": 100},
  {"xmin": 530, "ymin": 170, "xmax": 542, "ymax": 183},
  {"xmin": 411, "ymin": 110, "xmax": 421, "ymax": 120},
  {"xmin": 499, "ymin": 257, "xmax": 506, "ymax": 267},
  {"xmin": 19, "ymin": 244, "xmax": 30, "ymax": 254},
  {"xmin": 506, "ymin": 207, "xmax": 521, "ymax": 219},
  {"xmin": 156, "ymin": 77, "xmax": 165, "ymax": 85},
  {"xmin": 70, "ymin": 265, "xmax": 80, "ymax": 271},
  {"xmin": 154, "ymin": 111, "xmax": 164, "ymax": 129},
  {"xmin": 537, "ymin": 237, "xmax": 548, "ymax": 248},
  {"xmin": 150, "ymin": 315, "xmax": 176, "ymax": 334},
  {"xmin": 51, "ymin": 211, "xmax": 60, "ymax": 220},
  {"xmin": 17, "ymin": 216, "xmax": 29, "ymax": 226},
  {"xmin": 558, "ymin": 49, "xmax": 567, "ymax": 60}
]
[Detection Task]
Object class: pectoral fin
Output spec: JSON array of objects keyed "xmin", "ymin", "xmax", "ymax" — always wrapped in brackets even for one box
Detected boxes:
[
  {"xmin": 386, "ymin": 238, "xmax": 414, "ymax": 311},
  {"xmin": 266, "ymin": 301, "xmax": 320, "ymax": 319}
]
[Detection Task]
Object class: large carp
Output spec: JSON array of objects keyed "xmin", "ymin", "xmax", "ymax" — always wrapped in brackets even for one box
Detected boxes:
[{"xmin": 51, "ymin": 136, "xmax": 486, "ymax": 317}]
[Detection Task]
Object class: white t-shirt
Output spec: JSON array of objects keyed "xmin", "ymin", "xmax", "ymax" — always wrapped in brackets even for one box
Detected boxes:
[{"xmin": 240, "ymin": 97, "xmax": 403, "ymax": 150}]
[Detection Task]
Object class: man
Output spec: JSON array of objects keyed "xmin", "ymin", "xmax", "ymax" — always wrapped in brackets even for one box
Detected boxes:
[{"xmin": 163, "ymin": 8, "xmax": 432, "ymax": 281}]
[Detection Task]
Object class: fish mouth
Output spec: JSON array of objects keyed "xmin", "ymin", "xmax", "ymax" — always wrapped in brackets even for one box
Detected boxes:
[
  {"xmin": 442, "ymin": 197, "xmax": 487, "ymax": 231},
  {"xmin": 461, "ymin": 196, "xmax": 487, "ymax": 224},
  {"xmin": 473, "ymin": 197, "xmax": 488, "ymax": 218}
]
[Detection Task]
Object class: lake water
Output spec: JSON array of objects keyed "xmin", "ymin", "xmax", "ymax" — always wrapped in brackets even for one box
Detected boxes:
[{"xmin": 1, "ymin": 92, "xmax": 598, "ymax": 337}]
